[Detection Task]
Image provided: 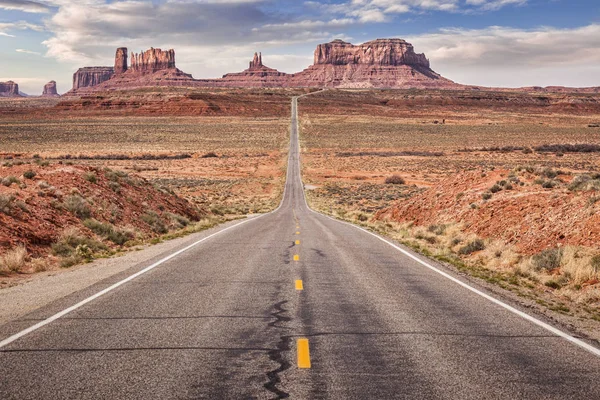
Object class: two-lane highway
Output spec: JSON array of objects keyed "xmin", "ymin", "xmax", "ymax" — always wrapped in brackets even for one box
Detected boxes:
[{"xmin": 1, "ymin": 96, "xmax": 600, "ymax": 399}]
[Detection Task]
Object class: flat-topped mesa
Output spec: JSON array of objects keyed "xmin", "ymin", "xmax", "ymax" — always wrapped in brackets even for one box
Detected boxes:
[
  {"xmin": 0, "ymin": 81, "xmax": 20, "ymax": 97},
  {"xmin": 72, "ymin": 67, "xmax": 114, "ymax": 90},
  {"xmin": 314, "ymin": 38, "xmax": 430, "ymax": 68},
  {"xmin": 114, "ymin": 47, "xmax": 128, "ymax": 74},
  {"xmin": 130, "ymin": 48, "xmax": 176, "ymax": 73},
  {"xmin": 41, "ymin": 80, "xmax": 59, "ymax": 97}
]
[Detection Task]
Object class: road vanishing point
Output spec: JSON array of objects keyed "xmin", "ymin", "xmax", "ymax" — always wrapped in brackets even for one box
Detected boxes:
[{"xmin": 1, "ymin": 96, "xmax": 600, "ymax": 399}]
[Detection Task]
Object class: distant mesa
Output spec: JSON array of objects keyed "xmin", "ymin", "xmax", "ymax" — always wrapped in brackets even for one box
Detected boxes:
[
  {"xmin": 67, "ymin": 39, "xmax": 460, "ymax": 93},
  {"xmin": 41, "ymin": 80, "xmax": 59, "ymax": 97},
  {"xmin": 65, "ymin": 39, "xmax": 599, "ymax": 93},
  {"xmin": 0, "ymin": 81, "xmax": 21, "ymax": 97}
]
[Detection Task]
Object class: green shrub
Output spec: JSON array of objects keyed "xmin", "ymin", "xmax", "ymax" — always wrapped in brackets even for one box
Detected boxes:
[
  {"xmin": 545, "ymin": 280, "xmax": 562, "ymax": 290},
  {"xmin": 1, "ymin": 176, "xmax": 20, "ymax": 187},
  {"xmin": 84, "ymin": 172, "xmax": 97, "ymax": 184},
  {"xmin": 83, "ymin": 219, "xmax": 134, "ymax": 245},
  {"xmin": 63, "ymin": 195, "xmax": 92, "ymax": 219},
  {"xmin": 532, "ymin": 248, "xmax": 562, "ymax": 271},
  {"xmin": 51, "ymin": 228, "xmax": 106, "ymax": 258},
  {"xmin": 141, "ymin": 211, "xmax": 168, "ymax": 234},
  {"xmin": 458, "ymin": 239, "xmax": 485, "ymax": 255},
  {"xmin": 83, "ymin": 219, "xmax": 114, "ymax": 236},
  {"xmin": 23, "ymin": 170, "xmax": 36, "ymax": 179},
  {"xmin": 482, "ymin": 192, "xmax": 492, "ymax": 200}
]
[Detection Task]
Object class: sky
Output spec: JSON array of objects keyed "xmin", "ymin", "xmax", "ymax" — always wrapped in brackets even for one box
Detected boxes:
[{"xmin": 0, "ymin": 0, "xmax": 599, "ymax": 94}]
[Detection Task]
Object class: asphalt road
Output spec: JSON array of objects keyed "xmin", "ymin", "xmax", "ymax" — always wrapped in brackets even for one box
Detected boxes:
[{"xmin": 1, "ymin": 96, "xmax": 600, "ymax": 399}]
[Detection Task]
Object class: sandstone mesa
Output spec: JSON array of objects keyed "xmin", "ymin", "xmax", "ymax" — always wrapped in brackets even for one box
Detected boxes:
[{"xmin": 68, "ymin": 38, "xmax": 460, "ymax": 93}]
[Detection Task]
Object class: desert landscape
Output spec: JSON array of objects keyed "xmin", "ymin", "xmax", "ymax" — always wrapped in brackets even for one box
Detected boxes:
[{"xmin": 2, "ymin": 11, "xmax": 600, "ymax": 394}]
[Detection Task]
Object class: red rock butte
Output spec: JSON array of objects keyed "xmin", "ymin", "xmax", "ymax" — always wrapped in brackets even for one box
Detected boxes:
[
  {"xmin": 67, "ymin": 39, "xmax": 461, "ymax": 93},
  {"xmin": 0, "ymin": 81, "xmax": 20, "ymax": 97}
]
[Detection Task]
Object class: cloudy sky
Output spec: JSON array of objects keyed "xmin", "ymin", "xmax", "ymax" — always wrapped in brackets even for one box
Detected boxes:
[{"xmin": 1, "ymin": 0, "xmax": 599, "ymax": 94}]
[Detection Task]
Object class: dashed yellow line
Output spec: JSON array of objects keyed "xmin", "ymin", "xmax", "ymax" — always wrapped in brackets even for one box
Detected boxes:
[
  {"xmin": 297, "ymin": 338, "xmax": 311, "ymax": 368},
  {"xmin": 293, "ymin": 254, "xmax": 300, "ymax": 261},
  {"xmin": 296, "ymin": 231, "xmax": 300, "ymax": 235},
  {"xmin": 295, "ymin": 240, "xmax": 300, "ymax": 245},
  {"xmin": 295, "ymin": 280, "xmax": 303, "ymax": 290}
]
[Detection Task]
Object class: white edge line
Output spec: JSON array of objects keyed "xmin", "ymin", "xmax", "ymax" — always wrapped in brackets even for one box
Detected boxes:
[
  {"xmin": 0, "ymin": 98, "xmax": 301, "ymax": 350},
  {"xmin": 294, "ymin": 95, "xmax": 600, "ymax": 358},
  {"xmin": 0, "ymin": 215, "xmax": 266, "ymax": 349}
]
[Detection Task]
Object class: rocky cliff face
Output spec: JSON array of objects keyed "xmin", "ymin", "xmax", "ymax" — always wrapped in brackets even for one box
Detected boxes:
[
  {"xmin": 289, "ymin": 39, "xmax": 457, "ymax": 89},
  {"xmin": 41, "ymin": 81, "xmax": 59, "ymax": 97},
  {"xmin": 0, "ymin": 81, "xmax": 20, "ymax": 97},
  {"xmin": 130, "ymin": 48, "xmax": 176, "ymax": 73},
  {"xmin": 313, "ymin": 39, "xmax": 430, "ymax": 67},
  {"xmin": 72, "ymin": 67, "xmax": 114, "ymax": 90},
  {"xmin": 114, "ymin": 47, "xmax": 128, "ymax": 74}
]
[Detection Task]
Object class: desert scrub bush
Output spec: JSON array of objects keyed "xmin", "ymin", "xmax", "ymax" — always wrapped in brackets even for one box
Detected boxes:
[
  {"xmin": 63, "ymin": 195, "xmax": 92, "ymax": 219},
  {"xmin": 427, "ymin": 224, "xmax": 446, "ymax": 235},
  {"xmin": 458, "ymin": 239, "xmax": 485, "ymax": 255},
  {"xmin": 489, "ymin": 184, "xmax": 502, "ymax": 194},
  {"xmin": 83, "ymin": 172, "xmax": 97, "ymax": 184},
  {"xmin": 541, "ymin": 180, "xmax": 557, "ymax": 189},
  {"xmin": 23, "ymin": 170, "xmax": 36, "ymax": 179},
  {"xmin": 539, "ymin": 167, "xmax": 558, "ymax": 179},
  {"xmin": 141, "ymin": 211, "xmax": 168, "ymax": 234},
  {"xmin": 51, "ymin": 228, "xmax": 106, "ymax": 259},
  {"xmin": 1, "ymin": 176, "xmax": 20, "ymax": 187},
  {"xmin": 531, "ymin": 248, "xmax": 562, "ymax": 272},
  {"xmin": 0, "ymin": 194, "xmax": 15, "ymax": 214},
  {"xmin": 592, "ymin": 255, "xmax": 600, "ymax": 272},
  {"xmin": 166, "ymin": 213, "xmax": 191, "ymax": 229},
  {"xmin": 83, "ymin": 219, "xmax": 115, "ymax": 236},
  {"xmin": 105, "ymin": 169, "xmax": 128, "ymax": 182},
  {"xmin": 0, "ymin": 245, "xmax": 29, "ymax": 274},
  {"xmin": 108, "ymin": 181, "xmax": 121, "ymax": 193},
  {"xmin": 569, "ymin": 174, "xmax": 600, "ymax": 192},
  {"xmin": 83, "ymin": 219, "xmax": 135, "ymax": 245},
  {"xmin": 385, "ymin": 175, "xmax": 405, "ymax": 185},
  {"xmin": 482, "ymin": 192, "xmax": 492, "ymax": 200}
]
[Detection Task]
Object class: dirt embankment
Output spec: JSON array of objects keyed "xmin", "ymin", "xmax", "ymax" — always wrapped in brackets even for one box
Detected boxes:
[
  {"xmin": 375, "ymin": 168, "xmax": 600, "ymax": 254},
  {"xmin": 0, "ymin": 162, "xmax": 204, "ymax": 265}
]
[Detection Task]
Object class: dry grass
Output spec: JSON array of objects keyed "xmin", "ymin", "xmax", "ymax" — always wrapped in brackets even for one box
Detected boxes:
[{"xmin": 0, "ymin": 245, "xmax": 29, "ymax": 274}]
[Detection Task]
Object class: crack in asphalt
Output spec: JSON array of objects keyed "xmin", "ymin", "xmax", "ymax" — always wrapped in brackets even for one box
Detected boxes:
[{"xmin": 264, "ymin": 300, "xmax": 292, "ymax": 399}]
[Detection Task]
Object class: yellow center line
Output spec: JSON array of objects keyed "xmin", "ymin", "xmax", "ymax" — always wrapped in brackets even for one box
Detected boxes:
[
  {"xmin": 293, "ymin": 254, "xmax": 300, "ymax": 261},
  {"xmin": 296, "ymin": 231, "xmax": 300, "ymax": 235},
  {"xmin": 297, "ymin": 338, "xmax": 311, "ymax": 369},
  {"xmin": 295, "ymin": 240, "xmax": 300, "ymax": 245},
  {"xmin": 295, "ymin": 280, "xmax": 303, "ymax": 290}
]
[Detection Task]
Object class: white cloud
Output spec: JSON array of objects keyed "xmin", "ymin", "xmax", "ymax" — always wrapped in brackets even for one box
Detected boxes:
[
  {"xmin": 407, "ymin": 24, "xmax": 600, "ymax": 87},
  {"xmin": 0, "ymin": 0, "xmax": 51, "ymax": 13},
  {"xmin": 0, "ymin": 20, "xmax": 44, "ymax": 36},
  {"xmin": 16, "ymin": 48, "xmax": 42, "ymax": 55}
]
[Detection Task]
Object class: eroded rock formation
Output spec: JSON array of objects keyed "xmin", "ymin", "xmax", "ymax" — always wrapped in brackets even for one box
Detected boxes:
[
  {"xmin": 114, "ymin": 47, "xmax": 128, "ymax": 74},
  {"xmin": 72, "ymin": 67, "xmax": 114, "ymax": 90},
  {"xmin": 130, "ymin": 48, "xmax": 176, "ymax": 73},
  {"xmin": 69, "ymin": 39, "xmax": 461, "ymax": 92},
  {"xmin": 220, "ymin": 53, "xmax": 289, "ymax": 87},
  {"xmin": 0, "ymin": 81, "xmax": 20, "ymax": 97},
  {"xmin": 288, "ymin": 39, "xmax": 456, "ymax": 89},
  {"xmin": 41, "ymin": 81, "xmax": 59, "ymax": 97},
  {"xmin": 313, "ymin": 39, "xmax": 430, "ymax": 67}
]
